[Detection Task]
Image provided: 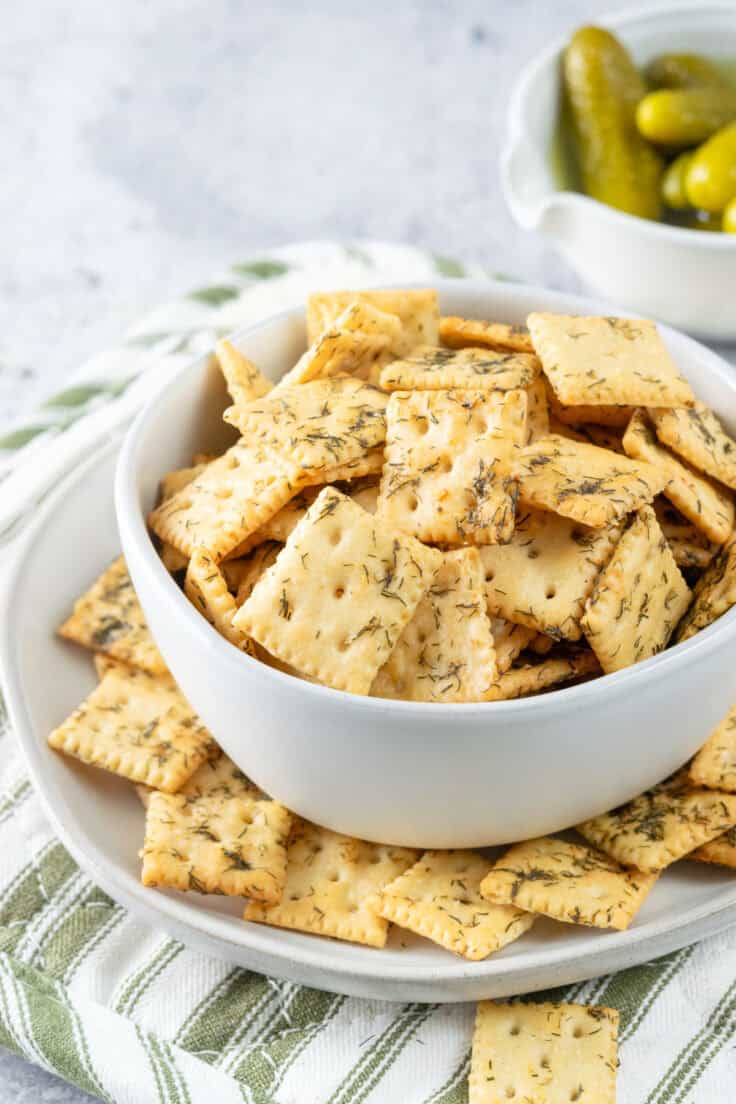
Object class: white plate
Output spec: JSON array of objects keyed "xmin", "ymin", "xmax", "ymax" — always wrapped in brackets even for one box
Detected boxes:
[{"xmin": 3, "ymin": 439, "xmax": 736, "ymax": 1003}]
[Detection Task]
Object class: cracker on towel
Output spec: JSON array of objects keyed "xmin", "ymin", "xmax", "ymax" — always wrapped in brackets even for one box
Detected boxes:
[
  {"xmin": 651, "ymin": 401, "xmax": 736, "ymax": 491},
  {"xmin": 480, "ymin": 836, "xmax": 656, "ymax": 929},
  {"xmin": 377, "ymin": 388, "xmax": 526, "ymax": 545},
  {"xmin": 439, "ymin": 315, "xmax": 535, "ymax": 354},
  {"xmin": 214, "ymin": 339, "xmax": 272, "ymax": 406},
  {"xmin": 690, "ymin": 704, "xmax": 736, "ymax": 792},
  {"xmin": 371, "ymin": 548, "xmax": 498, "ymax": 702},
  {"xmin": 485, "ymin": 649, "xmax": 600, "ymax": 701},
  {"xmin": 512, "ymin": 435, "xmax": 665, "ymax": 528},
  {"xmin": 244, "ymin": 818, "xmax": 417, "ymax": 947},
  {"xmin": 654, "ymin": 498, "xmax": 718, "ymax": 571},
  {"xmin": 380, "ymin": 346, "xmax": 541, "ymax": 393},
  {"xmin": 234, "ymin": 487, "xmax": 442, "ymax": 694},
  {"xmin": 185, "ymin": 548, "xmax": 253, "ymax": 651},
  {"xmin": 306, "ymin": 289, "xmax": 439, "ymax": 356},
  {"xmin": 58, "ymin": 556, "xmax": 168, "ymax": 676},
  {"xmin": 577, "ymin": 770, "xmax": 736, "ymax": 872},
  {"xmin": 690, "ymin": 826, "xmax": 736, "ymax": 868},
  {"xmin": 674, "ymin": 535, "xmax": 736, "ymax": 643},
  {"xmin": 370, "ymin": 850, "xmax": 534, "ymax": 960},
  {"xmin": 527, "ymin": 312, "xmax": 695, "ymax": 408}
]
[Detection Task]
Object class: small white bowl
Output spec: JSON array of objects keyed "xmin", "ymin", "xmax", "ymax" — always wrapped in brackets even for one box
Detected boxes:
[
  {"xmin": 116, "ymin": 280, "xmax": 736, "ymax": 849},
  {"xmin": 502, "ymin": 2, "xmax": 736, "ymax": 341}
]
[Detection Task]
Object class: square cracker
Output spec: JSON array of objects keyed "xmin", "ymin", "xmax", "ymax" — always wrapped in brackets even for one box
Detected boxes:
[
  {"xmin": 371, "ymin": 548, "xmax": 498, "ymax": 702},
  {"xmin": 48, "ymin": 664, "xmax": 216, "ymax": 792},
  {"xmin": 160, "ymin": 462, "xmax": 209, "ymax": 503},
  {"xmin": 377, "ymin": 389, "xmax": 527, "ymax": 545},
  {"xmin": 185, "ymin": 548, "xmax": 253, "ymax": 651},
  {"xmin": 235, "ymin": 542, "xmax": 282, "ymax": 606},
  {"xmin": 480, "ymin": 836, "xmax": 656, "ymax": 929},
  {"xmin": 525, "ymin": 376, "xmax": 549, "ymax": 443},
  {"xmin": 223, "ymin": 377, "xmax": 387, "ymax": 480},
  {"xmin": 582, "ymin": 506, "xmax": 690, "ymax": 673},
  {"xmin": 214, "ymin": 339, "xmax": 272, "ymax": 406},
  {"xmin": 484, "ymin": 649, "xmax": 600, "ymax": 701},
  {"xmin": 674, "ymin": 534, "xmax": 736, "ymax": 643},
  {"xmin": 690, "ymin": 826, "xmax": 736, "ymax": 868},
  {"xmin": 58, "ymin": 556, "xmax": 168, "ymax": 676},
  {"xmin": 306, "ymin": 288, "xmax": 439, "ymax": 355},
  {"xmin": 439, "ymin": 315, "xmax": 534, "ymax": 354},
  {"xmin": 275, "ymin": 302, "xmax": 396, "ymax": 390},
  {"xmin": 544, "ymin": 380, "xmax": 634, "ymax": 429},
  {"xmin": 369, "ymin": 850, "xmax": 534, "ymax": 960},
  {"xmin": 469, "ymin": 1001, "xmax": 618, "ymax": 1104},
  {"xmin": 527, "ymin": 312, "xmax": 695, "ymax": 408},
  {"xmin": 623, "ymin": 409, "xmax": 734, "ymax": 544},
  {"xmin": 690, "ymin": 704, "xmax": 736, "ymax": 791},
  {"xmin": 577, "ymin": 770, "xmax": 736, "ymax": 872},
  {"xmin": 380, "ymin": 346, "xmax": 540, "ymax": 393},
  {"xmin": 244, "ymin": 818, "xmax": 417, "ymax": 947},
  {"xmin": 491, "ymin": 619, "xmax": 537, "ymax": 674},
  {"xmin": 512, "ymin": 435, "xmax": 665, "ymax": 528},
  {"xmin": 480, "ymin": 508, "xmax": 624, "ymax": 642},
  {"xmin": 654, "ymin": 498, "xmax": 718, "ymax": 571},
  {"xmin": 148, "ymin": 440, "xmax": 300, "ymax": 562},
  {"xmin": 233, "ymin": 487, "xmax": 442, "ymax": 694},
  {"xmin": 651, "ymin": 401, "xmax": 736, "ymax": 491},
  {"xmin": 141, "ymin": 756, "xmax": 291, "ymax": 902}
]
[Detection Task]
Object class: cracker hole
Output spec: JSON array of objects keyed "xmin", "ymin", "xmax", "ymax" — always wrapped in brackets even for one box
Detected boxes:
[
  {"xmin": 226, "ymin": 457, "xmax": 240, "ymax": 470},
  {"xmin": 334, "ymin": 587, "xmax": 345, "ymax": 599},
  {"xmin": 215, "ymin": 488, "xmax": 233, "ymax": 500},
  {"xmin": 474, "ymin": 418, "xmax": 488, "ymax": 434},
  {"xmin": 570, "ymin": 1090, "xmax": 582, "ymax": 1102},
  {"xmin": 545, "ymin": 586, "xmax": 556, "ymax": 600},
  {"xmin": 485, "ymin": 571, "xmax": 495, "ymax": 582},
  {"xmin": 572, "ymin": 1026, "xmax": 583, "ymax": 1039},
  {"xmin": 409, "ymin": 495, "xmax": 419, "ymax": 512},
  {"xmin": 439, "ymin": 456, "xmax": 453, "ymax": 474},
  {"xmin": 329, "ymin": 872, "xmax": 340, "ymax": 882},
  {"xmin": 509, "ymin": 1025, "xmax": 520, "ymax": 1036},
  {"xmin": 505, "ymin": 1088, "xmax": 516, "ymax": 1099},
  {"xmin": 540, "ymin": 1056, "xmax": 550, "ymax": 1070},
  {"xmin": 329, "ymin": 529, "xmax": 342, "ymax": 546}
]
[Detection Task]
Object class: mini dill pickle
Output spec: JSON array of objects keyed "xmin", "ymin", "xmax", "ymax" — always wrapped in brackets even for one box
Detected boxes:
[
  {"xmin": 661, "ymin": 151, "xmax": 694, "ymax": 209},
  {"xmin": 686, "ymin": 122, "xmax": 736, "ymax": 212},
  {"xmin": 636, "ymin": 88, "xmax": 736, "ymax": 148},
  {"xmin": 645, "ymin": 53, "xmax": 726, "ymax": 90},
  {"xmin": 724, "ymin": 196, "xmax": 736, "ymax": 233},
  {"xmin": 674, "ymin": 209, "xmax": 723, "ymax": 232},
  {"xmin": 563, "ymin": 26, "xmax": 663, "ymax": 219}
]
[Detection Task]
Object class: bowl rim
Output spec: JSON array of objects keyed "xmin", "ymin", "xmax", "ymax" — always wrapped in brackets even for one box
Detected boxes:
[
  {"xmin": 503, "ymin": 0, "xmax": 736, "ymax": 249},
  {"xmin": 115, "ymin": 276, "xmax": 736, "ymax": 718}
]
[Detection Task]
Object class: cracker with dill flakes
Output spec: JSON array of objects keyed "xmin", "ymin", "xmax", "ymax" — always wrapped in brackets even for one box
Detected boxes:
[
  {"xmin": 377, "ymin": 389, "xmax": 527, "ymax": 546},
  {"xmin": 480, "ymin": 508, "xmax": 624, "ymax": 642},
  {"xmin": 369, "ymin": 850, "xmax": 534, "ymax": 961},
  {"xmin": 226, "ymin": 487, "xmax": 322, "ymax": 557},
  {"xmin": 512, "ymin": 434, "xmax": 665, "ymax": 528},
  {"xmin": 543, "ymin": 380, "xmax": 634, "ymax": 429},
  {"xmin": 380, "ymin": 346, "xmax": 541, "ymax": 393},
  {"xmin": 690, "ymin": 704, "xmax": 736, "ymax": 792},
  {"xmin": 582, "ymin": 505, "xmax": 690, "ymax": 673},
  {"xmin": 491, "ymin": 618, "xmax": 537, "ymax": 674},
  {"xmin": 371, "ymin": 548, "xmax": 498, "ymax": 702},
  {"xmin": 214, "ymin": 339, "xmax": 272, "ymax": 406},
  {"xmin": 654, "ymin": 498, "xmax": 718, "ymax": 571},
  {"xmin": 223, "ymin": 377, "xmax": 387, "ymax": 481},
  {"xmin": 480, "ymin": 836, "xmax": 656, "ymax": 929},
  {"xmin": 485, "ymin": 649, "xmax": 600, "ymax": 701},
  {"xmin": 623, "ymin": 409, "xmax": 734, "ymax": 544},
  {"xmin": 651, "ymin": 401, "xmax": 736, "ymax": 491},
  {"xmin": 234, "ymin": 542, "xmax": 282, "ymax": 607},
  {"xmin": 525, "ymin": 376, "xmax": 549, "ymax": 443},
  {"xmin": 141, "ymin": 757, "xmax": 291, "ymax": 902},
  {"xmin": 148, "ymin": 439, "xmax": 300, "ymax": 562},
  {"xmin": 469, "ymin": 1000, "xmax": 619, "ymax": 1104},
  {"xmin": 675, "ymin": 535, "xmax": 736, "ymax": 643},
  {"xmin": 691, "ymin": 826, "xmax": 736, "ymax": 868},
  {"xmin": 185, "ymin": 548, "xmax": 253, "ymax": 652},
  {"xmin": 48, "ymin": 664, "xmax": 216, "ymax": 792},
  {"xmin": 527, "ymin": 312, "xmax": 695, "ymax": 408},
  {"xmin": 245, "ymin": 818, "xmax": 417, "ymax": 946},
  {"xmin": 275, "ymin": 302, "xmax": 397, "ymax": 390},
  {"xmin": 160, "ymin": 461, "xmax": 209, "ymax": 502},
  {"xmin": 306, "ymin": 288, "xmax": 439, "ymax": 356},
  {"xmin": 58, "ymin": 556, "xmax": 168, "ymax": 675},
  {"xmin": 577, "ymin": 770, "xmax": 736, "ymax": 872},
  {"xmin": 233, "ymin": 487, "xmax": 442, "ymax": 694},
  {"xmin": 439, "ymin": 315, "xmax": 535, "ymax": 354}
]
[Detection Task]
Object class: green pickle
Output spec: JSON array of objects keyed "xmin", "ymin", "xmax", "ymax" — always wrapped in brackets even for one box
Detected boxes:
[
  {"xmin": 668, "ymin": 208, "xmax": 723, "ymax": 232},
  {"xmin": 645, "ymin": 53, "xmax": 726, "ymax": 90},
  {"xmin": 724, "ymin": 196, "xmax": 736, "ymax": 233},
  {"xmin": 636, "ymin": 88, "xmax": 736, "ymax": 148},
  {"xmin": 686, "ymin": 122, "xmax": 736, "ymax": 212},
  {"xmin": 661, "ymin": 151, "xmax": 694, "ymax": 209},
  {"xmin": 563, "ymin": 27, "xmax": 663, "ymax": 219}
]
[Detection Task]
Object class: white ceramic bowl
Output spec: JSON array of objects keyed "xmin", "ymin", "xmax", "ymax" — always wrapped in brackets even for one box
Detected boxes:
[
  {"xmin": 502, "ymin": 2, "xmax": 736, "ymax": 341},
  {"xmin": 116, "ymin": 279, "xmax": 736, "ymax": 849}
]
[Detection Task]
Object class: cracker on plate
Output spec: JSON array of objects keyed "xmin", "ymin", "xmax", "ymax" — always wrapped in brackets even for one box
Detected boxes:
[
  {"xmin": 469, "ymin": 1000, "xmax": 619, "ymax": 1104},
  {"xmin": 512, "ymin": 434, "xmax": 665, "ymax": 528},
  {"xmin": 185, "ymin": 548, "xmax": 253, "ymax": 651},
  {"xmin": 654, "ymin": 498, "xmax": 718, "ymax": 571},
  {"xmin": 306, "ymin": 289, "xmax": 439, "ymax": 356},
  {"xmin": 690, "ymin": 704, "xmax": 736, "ymax": 792},
  {"xmin": 577, "ymin": 770, "xmax": 736, "ymax": 872},
  {"xmin": 234, "ymin": 487, "xmax": 442, "ymax": 694},
  {"xmin": 623, "ymin": 409, "xmax": 734, "ymax": 545},
  {"xmin": 380, "ymin": 346, "xmax": 541, "ymax": 393},
  {"xmin": 58, "ymin": 556, "xmax": 168, "ymax": 676},
  {"xmin": 527, "ymin": 313, "xmax": 695, "ymax": 408},
  {"xmin": 214, "ymin": 339, "xmax": 272, "ymax": 406},
  {"xmin": 484, "ymin": 649, "xmax": 600, "ymax": 701},
  {"xmin": 377, "ymin": 388, "xmax": 526, "ymax": 545},
  {"xmin": 48, "ymin": 664, "xmax": 216, "ymax": 792},
  {"xmin": 244, "ymin": 818, "xmax": 417, "ymax": 947},
  {"xmin": 480, "ymin": 507, "xmax": 624, "ymax": 642},
  {"xmin": 674, "ymin": 535, "xmax": 736, "ymax": 643},
  {"xmin": 690, "ymin": 826, "xmax": 736, "ymax": 868},
  {"xmin": 371, "ymin": 548, "xmax": 498, "ymax": 702},
  {"xmin": 480, "ymin": 836, "xmax": 656, "ymax": 929},
  {"xmin": 581, "ymin": 505, "xmax": 691, "ymax": 673},
  {"xmin": 651, "ymin": 401, "xmax": 736, "ymax": 491},
  {"xmin": 439, "ymin": 315, "xmax": 534, "ymax": 354},
  {"xmin": 369, "ymin": 850, "xmax": 534, "ymax": 960}
]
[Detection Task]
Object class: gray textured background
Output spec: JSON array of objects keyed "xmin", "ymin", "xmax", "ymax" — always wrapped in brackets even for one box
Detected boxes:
[{"xmin": 0, "ymin": 0, "xmax": 689, "ymax": 1098}]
